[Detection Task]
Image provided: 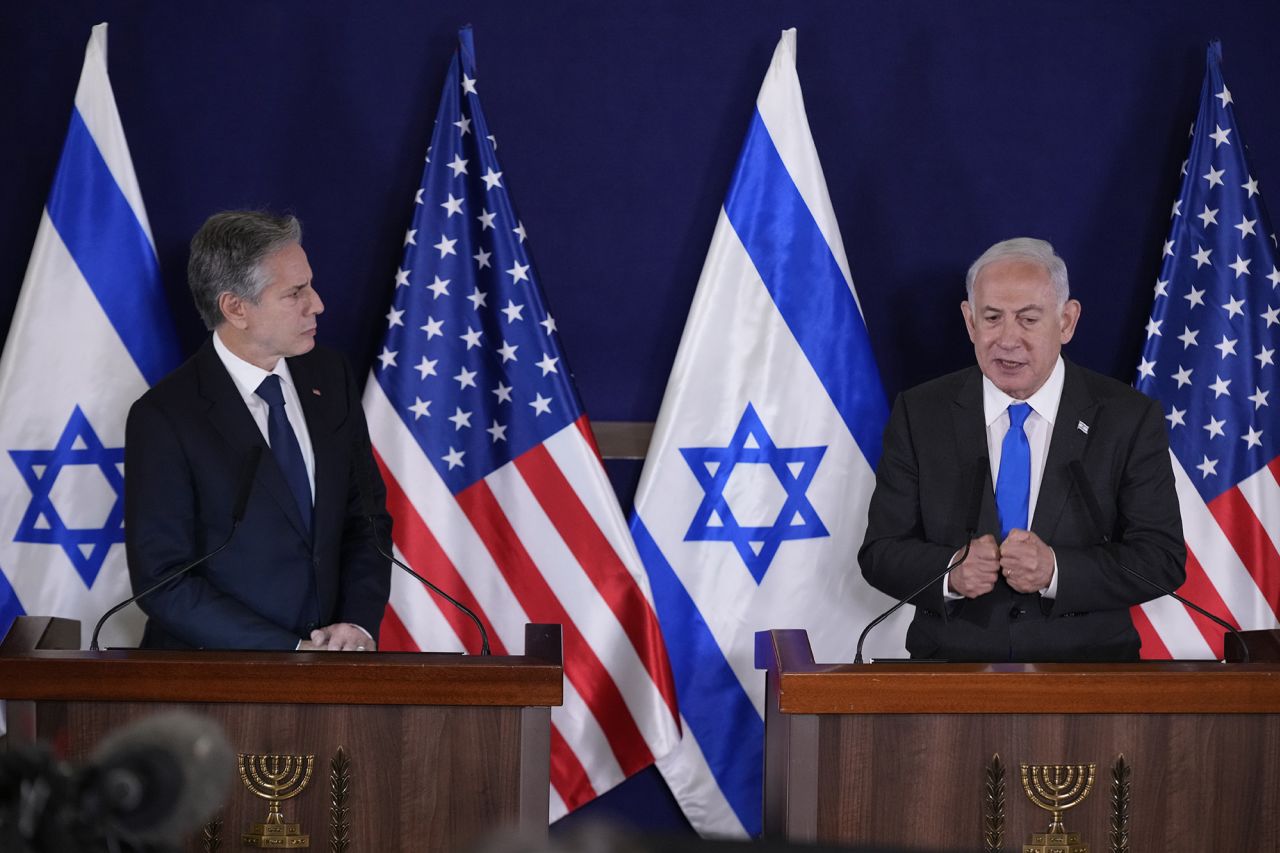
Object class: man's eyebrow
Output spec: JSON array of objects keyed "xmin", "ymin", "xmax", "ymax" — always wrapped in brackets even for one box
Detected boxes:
[{"xmin": 980, "ymin": 303, "xmax": 1045, "ymax": 315}]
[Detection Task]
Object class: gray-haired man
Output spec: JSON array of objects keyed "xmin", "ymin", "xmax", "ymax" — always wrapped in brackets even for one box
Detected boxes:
[
  {"xmin": 859, "ymin": 238, "xmax": 1184, "ymax": 661},
  {"xmin": 125, "ymin": 211, "xmax": 391, "ymax": 651}
]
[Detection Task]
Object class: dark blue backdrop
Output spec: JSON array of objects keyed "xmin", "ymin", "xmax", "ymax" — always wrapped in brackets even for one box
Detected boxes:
[{"xmin": 3, "ymin": 0, "xmax": 1278, "ymax": 834}]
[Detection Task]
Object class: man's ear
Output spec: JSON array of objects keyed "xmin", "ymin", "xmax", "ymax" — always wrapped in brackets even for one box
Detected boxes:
[
  {"xmin": 1059, "ymin": 298, "xmax": 1082, "ymax": 344},
  {"xmin": 218, "ymin": 292, "xmax": 249, "ymax": 330},
  {"xmin": 961, "ymin": 300, "xmax": 978, "ymax": 343}
]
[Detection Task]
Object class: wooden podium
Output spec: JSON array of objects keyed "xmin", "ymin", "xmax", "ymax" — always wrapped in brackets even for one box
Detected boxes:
[
  {"xmin": 756, "ymin": 629, "xmax": 1280, "ymax": 852},
  {"xmin": 1, "ymin": 617, "xmax": 562, "ymax": 852}
]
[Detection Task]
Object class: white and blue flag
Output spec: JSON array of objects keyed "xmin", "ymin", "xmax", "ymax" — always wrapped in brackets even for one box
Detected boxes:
[
  {"xmin": 629, "ymin": 29, "xmax": 905, "ymax": 837},
  {"xmin": 0, "ymin": 23, "xmax": 179, "ymax": 658}
]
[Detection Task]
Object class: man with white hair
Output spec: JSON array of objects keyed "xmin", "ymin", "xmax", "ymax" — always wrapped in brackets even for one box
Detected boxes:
[{"xmin": 860, "ymin": 238, "xmax": 1185, "ymax": 661}]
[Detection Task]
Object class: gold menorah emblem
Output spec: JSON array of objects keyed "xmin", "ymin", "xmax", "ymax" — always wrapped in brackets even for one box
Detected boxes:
[
  {"xmin": 1019, "ymin": 763, "xmax": 1096, "ymax": 853},
  {"xmin": 238, "ymin": 753, "xmax": 315, "ymax": 848}
]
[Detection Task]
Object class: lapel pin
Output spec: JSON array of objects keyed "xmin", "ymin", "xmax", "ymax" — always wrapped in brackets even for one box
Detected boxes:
[
  {"xmin": 1077, "ymin": 420, "xmax": 1089, "ymax": 435},
  {"xmin": 312, "ymin": 388, "xmax": 322, "ymax": 396}
]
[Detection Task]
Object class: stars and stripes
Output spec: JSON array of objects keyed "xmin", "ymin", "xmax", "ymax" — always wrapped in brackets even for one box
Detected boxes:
[
  {"xmin": 361, "ymin": 26, "xmax": 679, "ymax": 819},
  {"xmin": 1134, "ymin": 41, "xmax": 1280, "ymax": 658}
]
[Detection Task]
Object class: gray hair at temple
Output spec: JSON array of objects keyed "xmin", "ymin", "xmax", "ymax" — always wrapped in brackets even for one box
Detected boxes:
[
  {"xmin": 188, "ymin": 210, "xmax": 303, "ymax": 330},
  {"xmin": 964, "ymin": 237, "xmax": 1070, "ymax": 307}
]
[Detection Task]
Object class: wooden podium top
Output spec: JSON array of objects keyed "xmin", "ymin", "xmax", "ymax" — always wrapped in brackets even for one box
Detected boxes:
[
  {"xmin": 0, "ymin": 619, "xmax": 563, "ymax": 707},
  {"xmin": 756, "ymin": 629, "xmax": 1280, "ymax": 715}
]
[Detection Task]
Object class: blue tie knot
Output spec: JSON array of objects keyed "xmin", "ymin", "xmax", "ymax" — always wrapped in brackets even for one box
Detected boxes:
[
  {"xmin": 255, "ymin": 374, "xmax": 286, "ymax": 408},
  {"xmin": 1008, "ymin": 402, "xmax": 1031, "ymax": 429}
]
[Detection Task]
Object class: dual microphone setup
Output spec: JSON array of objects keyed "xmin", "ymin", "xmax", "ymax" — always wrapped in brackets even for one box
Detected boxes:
[
  {"xmin": 90, "ymin": 440, "xmax": 491, "ymax": 655},
  {"xmin": 853, "ymin": 457, "xmax": 1246, "ymax": 664},
  {"xmin": 93, "ymin": 440, "xmax": 1243, "ymax": 662}
]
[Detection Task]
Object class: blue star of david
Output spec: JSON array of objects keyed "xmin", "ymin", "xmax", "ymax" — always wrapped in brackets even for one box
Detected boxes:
[
  {"xmin": 680, "ymin": 403, "xmax": 828, "ymax": 584},
  {"xmin": 9, "ymin": 406, "xmax": 125, "ymax": 588}
]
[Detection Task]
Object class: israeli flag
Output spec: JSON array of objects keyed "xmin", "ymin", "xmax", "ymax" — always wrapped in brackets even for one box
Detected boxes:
[
  {"xmin": 0, "ymin": 23, "xmax": 179, "ymax": 663},
  {"xmin": 629, "ymin": 29, "xmax": 905, "ymax": 836}
]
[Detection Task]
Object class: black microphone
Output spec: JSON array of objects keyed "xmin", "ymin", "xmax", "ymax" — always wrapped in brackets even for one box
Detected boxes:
[
  {"xmin": 0, "ymin": 711, "xmax": 233, "ymax": 852},
  {"xmin": 1067, "ymin": 460, "xmax": 1247, "ymax": 663},
  {"xmin": 356, "ymin": 438, "xmax": 490, "ymax": 655},
  {"xmin": 89, "ymin": 446, "xmax": 262, "ymax": 651},
  {"xmin": 80, "ymin": 711, "xmax": 233, "ymax": 845},
  {"xmin": 854, "ymin": 456, "xmax": 989, "ymax": 664}
]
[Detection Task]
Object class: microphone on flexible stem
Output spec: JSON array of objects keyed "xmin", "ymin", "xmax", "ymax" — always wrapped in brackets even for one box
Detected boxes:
[
  {"xmin": 357, "ymin": 439, "xmax": 490, "ymax": 655},
  {"xmin": 89, "ymin": 446, "xmax": 262, "ymax": 651},
  {"xmin": 1067, "ymin": 460, "xmax": 1247, "ymax": 663},
  {"xmin": 854, "ymin": 456, "xmax": 989, "ymax": 664}
]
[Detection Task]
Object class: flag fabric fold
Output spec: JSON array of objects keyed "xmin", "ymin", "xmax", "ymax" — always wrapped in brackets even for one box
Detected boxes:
[
  {"xmin": 629, "ymin": 29, "xmax": 900, "ymax": 837},
  {"xmin": 1134, "ymin": 41, "xmax": 1280, "ymax": 658},
  {"xmin": 361, "ymin": 26, "xmax": 680, "ymax": 819},
  {"xmin": 0, "ymin": 22, "xmax": 179, "ymax": 660}
]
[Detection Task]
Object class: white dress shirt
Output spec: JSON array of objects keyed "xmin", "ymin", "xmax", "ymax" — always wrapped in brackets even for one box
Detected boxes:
[
  {"xmin": 946, "ymin": 356, "xmax": 1066, "ymax": 599},
  {"xmin": 213, "ymin": 330, "xmax": 316, "ymax": 501}
]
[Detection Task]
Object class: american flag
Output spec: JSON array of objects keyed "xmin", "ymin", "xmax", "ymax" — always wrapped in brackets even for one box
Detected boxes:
[
  {"xmin": 1134, "ymin": 41, "xmax": 1280, "ymax": 658},
  {"xmin": 360, "ymin": 27, "xmax": 680, "ymax": 818}
]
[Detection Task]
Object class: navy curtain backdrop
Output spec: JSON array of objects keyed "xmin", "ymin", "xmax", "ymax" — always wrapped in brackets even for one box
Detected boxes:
[{"xmin": 3, "ymin": 0, "xmax": 1278, "ymax": 833}]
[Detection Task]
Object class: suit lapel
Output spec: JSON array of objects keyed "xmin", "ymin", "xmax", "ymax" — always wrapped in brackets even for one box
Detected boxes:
[
  {"xmin": 1032, "ymin": 360, "xmax": 1096, "ymax": 539},
  {"xmin": 951, "ymin": 367, "xmax": 997, "ymax": 535},
  {"xmin": 288, "ymin": 353, "xmax": 341, "ymax": 536},
  {"xmin": 197, "ymin": 340, "xmax": 311, "ymax": 541}
]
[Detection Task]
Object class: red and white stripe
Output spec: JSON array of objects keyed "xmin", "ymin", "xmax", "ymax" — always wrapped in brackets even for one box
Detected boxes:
[
  {"xmin": 364, "ymin": 378, "xmax": 681, "ymax": 818},
  {"xmin": 1135, "ymin": 452, "xmax": 1280, "ymax": 658}
]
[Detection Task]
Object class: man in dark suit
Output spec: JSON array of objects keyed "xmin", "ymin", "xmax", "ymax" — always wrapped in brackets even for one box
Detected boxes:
[
  {"xmin": 125, "ymin": 211, "xmax": 391, "ymax": 651},
  {"xmin": 859, "ymin": 238, "xmax": 1184, "ymax": 661}
]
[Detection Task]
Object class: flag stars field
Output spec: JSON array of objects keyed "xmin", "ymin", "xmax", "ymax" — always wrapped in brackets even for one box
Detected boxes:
[
  {"xmin": 364, "ymin": 27, "xmax": 685, "ymax": 822},
  {"xmin": 1134, "ymin": 40, "xmax": 1280, "ymax": 660}
]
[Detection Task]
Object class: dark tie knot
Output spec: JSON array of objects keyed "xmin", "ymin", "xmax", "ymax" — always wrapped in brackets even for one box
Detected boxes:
[
  {"xmin": 1008, "ymin": 402, "xmax": 1031, "ymax": 429},
  {"xmin": 255, "ymin": 374, "xmax": 286, "ymax": 408}
]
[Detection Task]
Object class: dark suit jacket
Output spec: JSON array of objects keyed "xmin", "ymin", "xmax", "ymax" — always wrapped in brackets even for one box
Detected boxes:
[
  {"xmin": 858, "ymin": 360, "xmax": 1185, "ymax": 661},
  {"xmin": 124, "ymin": 339, "xmax": 391, "ymax": 650}
]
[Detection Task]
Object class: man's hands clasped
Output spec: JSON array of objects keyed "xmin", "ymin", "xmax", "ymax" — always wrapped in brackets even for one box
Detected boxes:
[
  {"xmin": 947, "ymin": 530, "xmax": 1054, "ymax": 598},
  {"xmin": 298, "ymin": 622, "xmax": 375, "ymax": 651}
]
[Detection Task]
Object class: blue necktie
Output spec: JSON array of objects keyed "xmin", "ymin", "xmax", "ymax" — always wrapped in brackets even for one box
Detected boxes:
[
  {"xmin": 255, "ymin": 374, "xmax": 312, "ymax": 532},
  {"xmin": 996, "ymin": 402, "xmax": 1031, "ymax": 539}
]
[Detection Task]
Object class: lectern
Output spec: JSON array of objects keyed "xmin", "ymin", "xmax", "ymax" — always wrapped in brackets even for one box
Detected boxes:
[
  {"xmin": 756, "ymin": 629, "xmax": 1280, "ymax": 852},
  {"xmin": 1, "ymin": 617, "xmax": 562, "ymax": 852}
]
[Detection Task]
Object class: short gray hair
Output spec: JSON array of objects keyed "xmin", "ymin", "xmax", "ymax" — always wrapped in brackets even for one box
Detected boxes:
[
  {"xmin": 965, "ymin": 237, "xmax": 1070, "ymax": 307},
  {"xmin": 188, "ymin": 211, "xmax": 303, "ymax": 330}
]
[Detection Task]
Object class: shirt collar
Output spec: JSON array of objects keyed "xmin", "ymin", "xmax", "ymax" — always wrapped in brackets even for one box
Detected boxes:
[
  {"xmin": 212, "ymin": 329, "xmax": 295, "ymax": 400},
  {"xmin": 981, "ymin": 356, "xmax": 1066, "ymax": 427}
]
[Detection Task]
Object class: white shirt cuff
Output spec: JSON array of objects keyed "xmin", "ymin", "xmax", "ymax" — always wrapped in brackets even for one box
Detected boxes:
[{"xmin": 1041, "ymin": 551, "xmax": 1059, "ymax": 599}]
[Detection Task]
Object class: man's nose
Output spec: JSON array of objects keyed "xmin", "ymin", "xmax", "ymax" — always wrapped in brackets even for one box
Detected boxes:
[
  {"xmin": 994, "ymin": 319, "xmax": 1019, "ymax": 347},
  {"xmin": 309, "ymin": 290, "xmax": 325, "ymax": 315}
]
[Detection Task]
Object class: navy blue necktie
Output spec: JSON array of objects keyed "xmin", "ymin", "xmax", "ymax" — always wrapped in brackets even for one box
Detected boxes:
[
  {"xmin": 996, "ymin": 402, "xmax": 1031, "ymax": 539},
  {"xmin": 255, "ymin": 374, "xmax": 312, "ymax": 532}
]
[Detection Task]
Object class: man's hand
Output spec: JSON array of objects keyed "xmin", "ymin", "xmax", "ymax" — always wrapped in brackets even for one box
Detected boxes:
[
  {"xmin": 306, "ymin": 623, "xmax": 375, "ymax": 652},
  {"xmin": 947, "ymin": 534, "xmax": 1001, "ymax": 598},
  {"xmin": 1000, "ymin": 529, "xmax": 1055, "ymax": 593}
]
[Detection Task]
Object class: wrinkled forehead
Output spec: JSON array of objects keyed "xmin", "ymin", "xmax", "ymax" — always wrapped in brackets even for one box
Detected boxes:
[
  {"xmin": 259, "ymin": 242, "xmax": 313, "ymax": 290},
  {"xmin": 970, "ymin": 259, "xmax": 1060, "ymax": 308}
]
